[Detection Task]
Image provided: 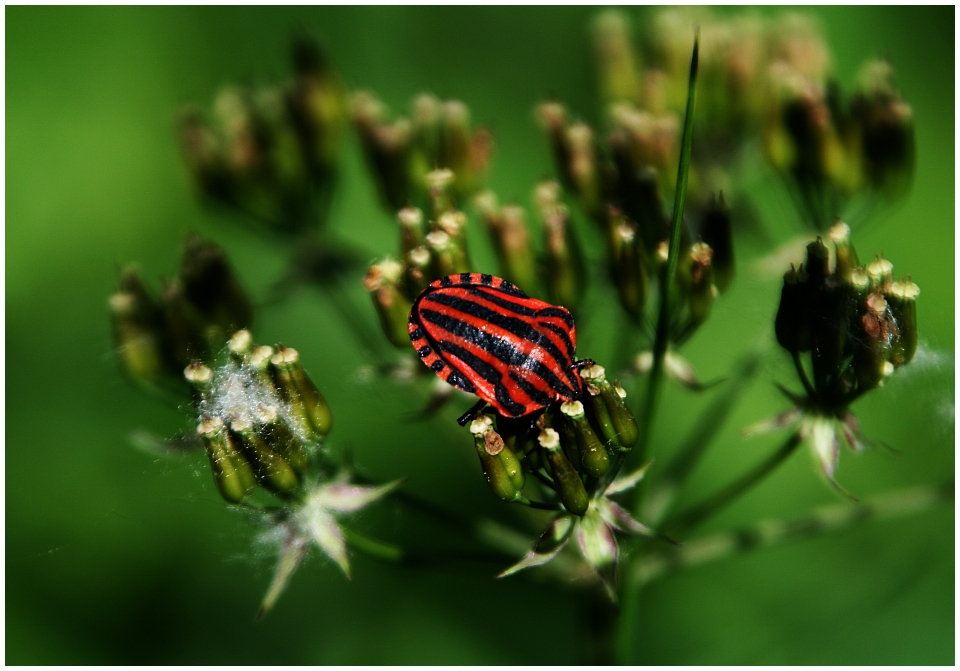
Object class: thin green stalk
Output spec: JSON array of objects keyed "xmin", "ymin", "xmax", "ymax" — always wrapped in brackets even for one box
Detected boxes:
[
  {"xmin": 617, "ymin": 36, "xmax": 699, "ymax": 665},
  {"xmin": 642, "ymin": 353, "xmax": 762, "ymax": 524},
  {"xmin": 342, "ymin": 527, "xmax": 405, "ymax": 562},
  {"xmin": 632, "ymin": 481, "xmax": 954, "ymax": 586},
  {"xmin": 635, "ymin": 36, "xmax": 699, "ymax": 467},
  {"xmin": 666, "ymin": 431, "xmax": 803, "ymax": 535}
]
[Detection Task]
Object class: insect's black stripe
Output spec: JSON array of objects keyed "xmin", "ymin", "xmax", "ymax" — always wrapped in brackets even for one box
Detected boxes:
[
  {"xmin": 480, "ymin": 274, "xmax": 493, "ymax": 285},
  {"xmin": 459, "ymin": 288, "xmax": 576, "ymax": 383},
  {"xmin": 421, "ymin": 292, "xmax": 573, "ymax": 378},
  {"xmin": 537, "ymin": 307, "xmax": 575, "ymax": 329},
  {"xmin": 462, "ymin": 286, "xmax": 538, "ymax": 317},
  {"xmin": 508, "ymin": 371, "xmax": 554, "ymax": 408},
  {"xmin": 436, "ymin": 339, "xmax": 526, "ymax": 416},
  {"xmin": 419, "ymin": 307, "xmax": 579, "ymax": 399},
  {"xmin": 445, "ymin": 369, "xmax": 476, "ymax": 393},
  {"xmin": 539, "ymin": 321, "xmax": 575, "ymax": 361}
]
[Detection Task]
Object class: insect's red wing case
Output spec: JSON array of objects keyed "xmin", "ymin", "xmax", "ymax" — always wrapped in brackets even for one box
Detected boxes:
[{"xmin": 408, "ymin": 273, "xmax": 581, "ymax": 417}]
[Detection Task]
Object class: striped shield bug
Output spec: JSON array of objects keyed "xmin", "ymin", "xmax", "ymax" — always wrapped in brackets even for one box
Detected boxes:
[{"xmin": 408, "ymin": 273, "xmax": 592, "ymax": 425}]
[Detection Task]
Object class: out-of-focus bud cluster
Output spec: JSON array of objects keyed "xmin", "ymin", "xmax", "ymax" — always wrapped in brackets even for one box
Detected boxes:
[
  {"xmin": 764, "ymin": 50, "xmax": 914, "ymax": 228},
  {"xmin": 467, "ymin": 364, "xmax": 637, "ymax": 514},
  {"xmin": 185, "ymin": 331, "xmax": 332, "ymax": 503},
  {"xmin": 109, "ymin": 234, "xmax": 252, "ymax": 388},
  {"xmin": 775, "ymin": 220, "xmax": 918, "ymax": 408},
  {"xmin": 558, "ymin": 9, "xmax": 914, "ymax": 239},
  {"xmin": 364, "ymin": 172, "xmax": 475, "ymax": 352},
  {"xmin": 351, "ymin": 91, "xmax": 493, "ymax": 212},
  {"xmin": 178, "ymin": 32, "xmax": 347, "ymax": 235},
  {"xmin": 473, "ymin": 180, "xmax": 587, "ymax": 312}
]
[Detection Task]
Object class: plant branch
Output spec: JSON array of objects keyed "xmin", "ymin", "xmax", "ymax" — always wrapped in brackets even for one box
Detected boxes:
[
  {"xmin": 642, "ymin": 352, "xmax": 762, "ymax": 524},
  {"xmin": 665, "ymin": 431, "xmax": 803, "ymax": 536},
  {"xmin": 635, "ymin": 34, "xmax": 699, "ymax": 467},
  {"xmin": 631, "ymin": 480, "xmax": 954, "ymax": 587}
]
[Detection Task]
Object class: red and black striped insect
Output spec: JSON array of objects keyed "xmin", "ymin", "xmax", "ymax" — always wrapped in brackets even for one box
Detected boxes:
[{"xmin": 408, "ymin": 273, "xmax": 592, "ymax": 425}]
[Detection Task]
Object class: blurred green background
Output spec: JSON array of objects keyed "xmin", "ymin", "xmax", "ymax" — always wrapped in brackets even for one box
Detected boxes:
[{"xmin": 7, "ymin": 6, "xmax": 954, "ymax": 664}]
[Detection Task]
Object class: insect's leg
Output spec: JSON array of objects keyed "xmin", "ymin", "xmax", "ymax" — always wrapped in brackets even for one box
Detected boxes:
[
  {"xmin": 570, "ymin": 358, "xmax": 596, "ymax": 371},
  {"xmin": 457, "ymin": 399, "xmax": 488, "ymax": 427}
]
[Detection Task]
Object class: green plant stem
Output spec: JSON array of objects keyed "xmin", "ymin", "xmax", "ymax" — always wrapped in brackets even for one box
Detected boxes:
[
  {"xmin": 632, "ymin": 480, "xmax": 954, "ymax": 587},
  {"xmin": 666, "ymin": 431, "xmax": 803, "ymax": 536},
  {"xmin": 635, "ymin": 35, "xmax": 699, "ymax": 468},
  {"xmin": 617, "ymin": 38, "xmax": 698, "ymax": 664},
  {"xmin": 792, "ymin": 351, "xmax": 816, "ymax": 398},
  {"xmin": 342, "ymin": 527, "xmax": 405, "ymax": 562},
  {"xmin": 642, "ymin": 353, "xmax": 762, "ymax": 524}
]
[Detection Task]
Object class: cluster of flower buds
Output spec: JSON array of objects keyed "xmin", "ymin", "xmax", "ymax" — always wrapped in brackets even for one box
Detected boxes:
[
  {"xmin": 185, "ymin": 331, "xmax": 332, "ymax": 503},
  {"xmin": 473, "ymin": 368, "xmax": 671, "ymax": 597},
  {"xmin": 365, "ymin": 170, "xmax": 473, "ymax": 350},
  {"xmin": 470, "ymin": 181, "xmax": 587, "ymax": 312},
  {"xmin": 537, "ymin": 101, "xmax": 735, "ymax": 338},
  {"xmin": 179, "ymin": 33, "xmax": 347, "ymax": 235},
  {"xmin": 351, "ymin": 91, "xmax": 493, "ymax": 212},
  {"xmin": 466, "ymin": 364, "xmax": 637, "ymax": 513},
  {"xmin": 775, "ymin": 221, "xmax": 918, "ymax": 407},
  {"xmin": 109, "ymin": 235, "xmax": 252, "ymax": 388},
  {"xmin": 769, "ymin": 222, "xmax": 919, "ymax": 493},
  {"xmin": 765, "ymin": 57, "xmax": 915, "ymax": 228}
]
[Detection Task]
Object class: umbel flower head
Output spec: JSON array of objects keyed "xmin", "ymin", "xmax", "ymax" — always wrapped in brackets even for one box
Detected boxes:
[
  {"xmin": 351, "ymin": 91, "xmax": 493, "ymax": 212},
  {"xmin": 497, "ymin": 460, "xmax": 671, "ymax": 599},
  {"xmin": 183, "ymin": 330, "xmax": 400, "ymax": 615},
  {"xmin": 762, "ymin": 221, "xmax": 919, "ymax": 493},
  {"xmin": 178, "ymin": 31, "xmax": 347, "ymax": 235},
  {"xmin": 109, "ymin": 234, "xmax": 252, "ymax": 390}
]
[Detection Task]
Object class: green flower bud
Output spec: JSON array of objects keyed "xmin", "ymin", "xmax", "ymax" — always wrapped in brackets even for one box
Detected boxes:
[
  {"xmin": 849, "ymin": 291, "xmax": 896, "ymax": 392},
  {"xmin": 109, "ymin": 268, "xmax": 165, "ymax": 383},
  {"xmin": 537, "ymin": 102, "xmax": 572, "ymax": 189},
  {"xmin": 565, "ymin": 122, "xmax": 603, "ymax": 218},
  {"xmin": 849, "ymin": 60, "xmax": 915, "ymax": 197},
  {"xmin": 580, "ymin": 364, "xmax": 638, "ymax": 450},
  {"xmin": 178, "ymin": 107, "xmax": 234, "ymax": 205},
  {"xmin": 270, "ymin": 346, "xmax": 332, "ymax": 440},
  {"xmin": 179, "ymin": 235, "xmax": 252, "ymax": 337},
  {"xmin": 286, "ymin": 33, "xmax": 347, "ymax": 171},
  {"xmin": 198, "ymin": 417, "xmax": 257, "ymax": 504},
  {"xmin": 435, "ymin": 209, "xmax": 472, "ymax": 272},
  {"xmin": 606, "ymin": 209, "xmax": 649, "ymax": 323},
  {"xmin": 470, "ymin": 417, "xmax": 520, "ymax": 502},
  {"xmin": 687, "ymin": 242, "xmax": 718, "ymax": 326},
  {"xmin": 535, "ymin": 184, "xmax": 585, "ymax": 311},
  {"xmin": 828, "ymin": 221, "xmax": 859, "ymax": 283},
  {"xmin": 229, "ymin": 329, "xmax": 254, "ymax": 357},
  {"xmin": 229, "ymin": 419, "xmax": 300, "ymax": 495},
  {"xmin": 248, "ymin": 344, "xmax": 277, "ymax": 390},
  {"xmin": 184, "ymin": 362, "xmax": 214, "ymax": 398},
  {"xmin": 365, "ymin": 259, "xmax": 414, "ymax": 350},
  {"xmin": 700, "ymin": 193, "xmax": 735, "ymax": 293},
  {"xmin": 539, "ymin": 428, "xmax": 589, "ymax": 516},
  {"xmin": 398, "ymin": 206, "xmax": 426, "ymax": 258},
  {"xmin": 775, "ymin": 265, "xmax": 811, "ymax": 354},
  {"xmin": 426, "ymin": 168, "xmax": 456, "ymax": 218},
  {"xmin": 476, "ymin": 192, "xmax": 538, "ymax": 295},
  {"xmin": 560, "ymin": 400, "xmax": 610, "ymax": 478},
  {"xmin": 426, "ymin": 230, "xmax": 469, "ymax": 278},
  {"xmin": 255, "ymin": 403, "xmax": 310, "ymax": 475},
  {"xmin": 886, "ymin": 279, "xmax": 919, "ymax": 367},
  {"xmin": 351, "ymin": 91, "xmax": 410, "ymax": 211},
  {"xmin": 403, "ymin": 245, "xmax": 432, "ymax": 298},
  {"xmin": 439, "ymin": 101, "xmax": 474, "ymax": 194},
  {"xmin": 809, "ymin": 279, "xmax": 852, "ymax": 392},
  {"xmin": 866, "ymin": 256, "xmax": 893, "ymax": 292},
  {"xmin": 591, "ymin": 11, "xmax": 642, "ymax": 106},
  {"xmin": 158, "ymin": 278, "xmax": 210, "ymax": 370},
  {"xmin": 805, "ymin": 237, "xmax": 830, "ymax": 289}
]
